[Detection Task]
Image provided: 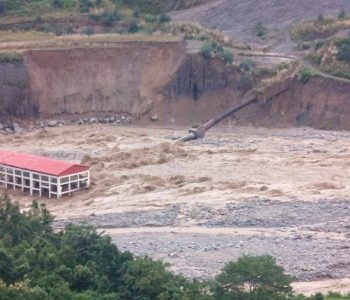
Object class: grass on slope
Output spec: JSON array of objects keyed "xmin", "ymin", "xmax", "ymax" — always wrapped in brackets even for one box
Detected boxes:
[{"xmin": 0, "ymin": 32, "xmax": 180, "ymax": 51}]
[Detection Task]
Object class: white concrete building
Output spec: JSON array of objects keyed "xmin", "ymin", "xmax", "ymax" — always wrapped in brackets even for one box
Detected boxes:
[{"xmin": 0, "ymin": 151, "xmax": 90, "ymax": 198}]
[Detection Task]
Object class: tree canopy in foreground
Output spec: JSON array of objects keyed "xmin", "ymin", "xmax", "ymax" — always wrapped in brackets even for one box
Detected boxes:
[{"xmin": 0, "ymin": 194, "xmax": 347, "ymax": 300}]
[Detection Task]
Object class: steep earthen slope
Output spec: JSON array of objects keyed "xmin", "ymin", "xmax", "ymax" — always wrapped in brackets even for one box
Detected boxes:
[
  {"xmin": 24, "ymin": 41, "xmax": 186, "ymax": 116},
  {"xmin": 0, "ymin": 62, "xmax": 33, "ymax": 117},
  {"xmin": 162, "ymin": 76, "xmax": 350, "ymax": 130},
  {"xmin": 1, "ymin": 40, "xmax": 350, "ymax": 130}
]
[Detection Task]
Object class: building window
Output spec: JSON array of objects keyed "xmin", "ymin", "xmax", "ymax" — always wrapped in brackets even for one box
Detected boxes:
[{"xmin": 41, "ymin": 176, "xmax": 49, "ymax": 182}]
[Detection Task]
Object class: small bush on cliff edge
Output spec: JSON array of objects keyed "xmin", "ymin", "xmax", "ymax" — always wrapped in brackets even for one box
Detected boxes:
[
  {"xmin": 201, "ymin": 41, "xmax": 233, "ymax": 64},
  {"xmin": 299, "ymin": 68, "xmax": 318, "ymax": 83}
]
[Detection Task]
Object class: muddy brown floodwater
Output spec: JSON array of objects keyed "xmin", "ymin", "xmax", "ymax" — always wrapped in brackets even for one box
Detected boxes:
[{"xmin": 1, "ymin": 124, "xmax": 349, "ymax": 295}]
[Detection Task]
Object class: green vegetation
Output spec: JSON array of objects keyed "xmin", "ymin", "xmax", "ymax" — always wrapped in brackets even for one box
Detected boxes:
[
  {"xmin": 303, "ymin": 36, "xmax": 350, "ymax": 79},
  {"xmin": 214, "ymin": 255, "xmax": 293, "ymax": 300},
  {"xmin": 0, "ymin": 0, "xmax": 203, "ymax": 17},
  {"xmin": 291, "ymin": 11, "xmax": 350, "ymax": 44},
  {"xmin": 253, "ymin": 21, "xmax": 267, "ymax": 38},
  {"xmin": 293, "ymin": 13, "xmax": 350, "ymax": 80},
  {"xmin": 240, "ymin": 58, "xmax": 256, "ymax": 71},
  {"xmin": 336, "ymin": 37, "xmax": 350, "ymax": 62},
  {"xmin": 0, "ymin": 194, "xmax": 349, "ymax": 299},
  {"xmin": 0, "ymin": 0, "xmax": 173, "ymax": 38},
  {"xmin": 291, "ymin": 17, "xmax": 346, "ymax": 42},
  {"xmin": 299, "ymin": 68, "xmax": 318, "ymax": 83},
  {"xmin": 201, "ymin": 41, "xmax": 234, "ymax": 64},
  {"xmin": 0, "ymin": 194, "xmax": 204, "ymax": 299},
  {"xmin": 0, "ymin": 52, "xmax": 23, "ymax": 63}
]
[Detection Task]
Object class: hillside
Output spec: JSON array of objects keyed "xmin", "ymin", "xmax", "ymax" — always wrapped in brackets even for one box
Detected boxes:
[
  {"xmin": 0, "ymin": 0, "xmax": 207, "ymax": 16},
  {"xmin": 172, "ymin": 0, "xmax": 350, "ymax": 51}
]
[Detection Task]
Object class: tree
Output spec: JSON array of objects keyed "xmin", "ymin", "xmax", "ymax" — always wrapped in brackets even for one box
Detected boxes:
[
  {"xmin": 0, "ymin": 248, "xmax": 16, "ymax": 283},
  {"xmin": 120, "ymin": 256, "xmax": 202, "ymax": 300},
  {"xmin": 213, "ymin": 255, "xmax": 293, "ymax": 300}
]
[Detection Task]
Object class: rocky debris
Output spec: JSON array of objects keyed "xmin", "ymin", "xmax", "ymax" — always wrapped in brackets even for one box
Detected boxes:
[
  {"xmin": 111, "ymin": 231, "xmax": 350, "ymax": 281},
  {"xmin": 54, "ymin": 206, "xmax": 180, "ymax": 229},
  {"xmin": 47, "ymin": 120, "xmax": 58, "ymax": 127},
  {"xmin": 150, "ymin": 115, "xmax": 159, "ymax": 122},
  {"xmin": 187, "ymin": 199, "xmax": 350, "ymax": 228},
  {"xmin": 0, "ymin": 113, "xmax": 135, "ymax": 135},
  {"xmin": 54, "ymin": 197, "xmax": 350, "ymax": 282}
]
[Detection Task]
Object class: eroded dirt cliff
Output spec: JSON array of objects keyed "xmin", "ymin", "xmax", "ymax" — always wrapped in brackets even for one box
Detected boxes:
[
  {"xmin": 1, "ymin": 41, "xmax": 350, "ymax": 130},
  {"xmin": 0, "ymin": 62, "xmax": 33, "ymax": 117},
  {"xmin": 24, "ymin": 41, "xmax": 186, "ymax": 116}
]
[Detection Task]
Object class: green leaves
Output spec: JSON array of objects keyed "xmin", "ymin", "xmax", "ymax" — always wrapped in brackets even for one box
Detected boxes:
[
  {"xmin": 214, "ymin": 255, "xmax": 293, "ymax": 300},
  {"xmin": 0, "ymin": 195, "xmax": 323, "ymax": 300}
]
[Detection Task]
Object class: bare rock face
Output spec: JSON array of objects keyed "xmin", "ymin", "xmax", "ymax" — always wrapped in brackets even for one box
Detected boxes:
[
  {"xmin": 0, "ymin": 62, "xmax": 34, "ymax": 119},
  {"xmin": 166, "ymin": 55, "xmax": 240, "ymax": 100}
]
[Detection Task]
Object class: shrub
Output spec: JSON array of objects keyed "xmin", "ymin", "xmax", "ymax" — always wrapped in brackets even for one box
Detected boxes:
[
  {"xmin": 336, "ymin": 37, "xmax": 350, "ymax": 62},
  {"xmin": 277, "ymin": 62, "xmax": 289, "ymax": 71},
  {"xmin": 133, "ymin": 7, "xmax": 140, "ymax": 18},
  {"xmin": 201, "ymin": 42, "xmax": 214, "ymax": 59},
  {"xmin": 299, "ymin": 68, "xmax": 318, "ymax": 83},
  {"xmin": 253, "ymin": 21, "xmax": 267, "ymax": 38},
  {"xmin": 297, "ymin": 42, "xmax": 311, "ymax": 50},
  {"xmin": 159, "ymin": 13, "xmax": 171, "ymax": 23},
  {"xmin": 102, "ymin": 9, "xmax": 120, "ymax": 27},
  {"xmin": 338, "ymin": 8, "xmax": 346, "ymax": 20},
  {"xmin": 200, "ymin": 41, "xmax": 227, "ymax": 62},
  {"xmin": 317, "ymin": 13, "xmax": 324, "ymax": 23},
  {"xmin": 144, "ymin": 14, "xmax": 157, "ymax": 23},
  {"xmin": 128, "ymin": 19, "xmax": 139, "ymax": 33},
  {"xmin": 308, "ymin": 53, "xmax": 322, "ymax": 65},
  {"xmin": 83, "ymin": 26, "xmax": 95, "ymax": 36},
  {"xmin": 220, "ymin": 50, "xmax": 233, "ymax": 64},
  {"xmin": 291, "ymin": 20, "xmax": 342, "ymax": 41},
  {"xmin": 240, "ymin": 59, "xmax": 256, "ymax": 71},
  {"xmin": 315, "ymin": 40, "xmax": 325, "ymax": 50},
  {"xmin": 0, "ymin": 52, "xmax": 23, "ymax": 64},
  {"xmin": 53, "ymin": 0, "xmax": 64, "ymax": 9}
]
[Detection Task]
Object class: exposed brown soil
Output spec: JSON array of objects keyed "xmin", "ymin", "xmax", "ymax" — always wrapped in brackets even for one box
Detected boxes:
[
  {"xmin": 24, "ymin": 41, "xmax": 186, "ymax": 116},
  {"xmin": 0, "ymin": 124, "xmax": 350, "ymax": 294},
  {"xmin": 1, "ymin": 40, "xmax": 350, "ymax": 132}
]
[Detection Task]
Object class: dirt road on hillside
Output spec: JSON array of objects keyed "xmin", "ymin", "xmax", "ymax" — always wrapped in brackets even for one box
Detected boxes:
[{"xmin": 0, "ymin": 124, "xmax": 349, "ymax": 294}]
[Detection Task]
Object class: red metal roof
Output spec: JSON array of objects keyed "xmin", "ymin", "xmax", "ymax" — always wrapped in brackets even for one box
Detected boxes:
[{"xmin": 0, "ymin": 151, "xmax": 89, "ymax": 177}]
